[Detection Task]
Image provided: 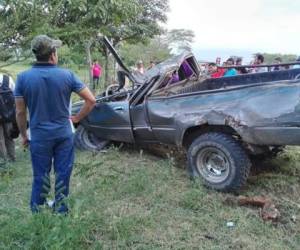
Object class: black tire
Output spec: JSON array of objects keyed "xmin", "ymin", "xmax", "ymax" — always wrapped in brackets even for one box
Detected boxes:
[
  {"xmin": 74, "ymin": 125, "xmax": 109, "ymax": 151},
  {"xmin": 187, "ymin": 132, "xmax": 251, "ymax": 192}
]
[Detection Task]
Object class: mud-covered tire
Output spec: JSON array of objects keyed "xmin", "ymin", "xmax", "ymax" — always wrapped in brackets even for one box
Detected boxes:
[
  {"xmin": 74, "ymin": 125, "xmax": 109, "ymax": 151},
  {"xmin": 187, "ymin": 132, "xmax": 251, "ymax": 192}
]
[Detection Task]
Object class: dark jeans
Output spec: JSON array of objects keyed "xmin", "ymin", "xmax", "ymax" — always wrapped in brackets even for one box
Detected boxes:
[
  {"xmin": 93, "ymin": 76, "xmax": 99, "ymax": 90},
  {"xmin": 0, "ymin": 123, "xmax": 15, "ymax": 162},
  {"xmin": 29, "ymin": 135, "xmax": 74, "ymax": 213}
]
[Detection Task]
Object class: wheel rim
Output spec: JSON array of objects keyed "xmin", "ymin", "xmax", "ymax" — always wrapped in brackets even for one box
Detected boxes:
[
  {"xmin": 196, "ymin": 147, "xmax": 230, "ymax": 183},
  {"xmin": 82, "ymin": 129, "xmax": 107, "ymax": 150}
]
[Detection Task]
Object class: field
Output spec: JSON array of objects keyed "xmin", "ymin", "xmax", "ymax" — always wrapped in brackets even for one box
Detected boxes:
[
  {"xmin": 0, "ymin": 64, "xmax": 299, "ymax": 249},
  {"xmin": 0, "ymin": 144, "xmax": 300, "ymax": 249},
  {"xmin": 0, "ymin": 61, "xmax": 91, "ymax": 83}
]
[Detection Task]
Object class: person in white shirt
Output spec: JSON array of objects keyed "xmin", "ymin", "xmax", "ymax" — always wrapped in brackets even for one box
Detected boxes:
[
  {"xmin": 272, "ymin": 57, "xmax": 284, "ymax": 71},
  {"xmin": 254, "ymin": 54, "xmax": 267, "ymax": 73},
  {"xmin": 134, "ymin": 60, "xmax": 145, "ymax": 77}
]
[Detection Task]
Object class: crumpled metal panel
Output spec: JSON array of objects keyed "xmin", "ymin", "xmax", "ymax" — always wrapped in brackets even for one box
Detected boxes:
[{"xmin": 147, "ymin": 81, "xmax": 300, "ymax": 146}]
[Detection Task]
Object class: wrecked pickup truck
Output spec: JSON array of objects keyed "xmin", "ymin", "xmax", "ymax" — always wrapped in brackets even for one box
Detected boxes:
[{"xmin": 72, "ymin": 37, "xmax": 300, "ymax": 191}]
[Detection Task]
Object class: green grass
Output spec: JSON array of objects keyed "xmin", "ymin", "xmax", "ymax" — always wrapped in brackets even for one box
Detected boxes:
[{"xmin": 0, "ymin": 145, "xmax": 299, "ymax": 249}]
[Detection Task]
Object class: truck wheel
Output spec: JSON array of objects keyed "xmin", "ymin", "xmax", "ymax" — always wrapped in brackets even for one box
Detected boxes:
[
  {"xmin": 74, "ymin": 125, "xmax": 109, "ymax": 151},
  {"xmin": 187, "ymin": 132, "xmax": 251, "ymax": 192}
]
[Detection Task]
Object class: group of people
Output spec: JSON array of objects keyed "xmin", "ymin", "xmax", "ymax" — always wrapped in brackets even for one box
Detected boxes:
[
  {"xmin": 207, "ymin": 54, "xmax": 300, "ymax": 79},
  {"xmin": 133, "ymin": 60, "xmax": 156, "ymax": 77}
]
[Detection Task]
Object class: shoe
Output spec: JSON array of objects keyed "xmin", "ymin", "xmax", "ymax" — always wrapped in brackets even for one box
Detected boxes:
[{"xmin": 47, "ymin": 200, "xmax": 55, "ymax": 208}]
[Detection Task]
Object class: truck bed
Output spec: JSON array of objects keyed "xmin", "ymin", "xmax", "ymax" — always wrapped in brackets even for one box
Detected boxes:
[
  {"xmin": 147, "ymin": 73, "xmax": 300, "ymax": 147},
  {"xmin": 154, "ymin": 68, "xmax": 300, "ymax": 96}
]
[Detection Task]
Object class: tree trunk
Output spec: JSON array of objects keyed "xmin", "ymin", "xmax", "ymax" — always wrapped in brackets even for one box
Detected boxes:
[
  {"xmin": 85, "ymin": 40, "xmax": 93, "ymax": 90},
  {"xmin": 113, "ymin": 58, "xmax": 116, "ymax": 82},
  {"xmin": 14, "ymin": 49, "xmax": 20, "ymax": 62}
]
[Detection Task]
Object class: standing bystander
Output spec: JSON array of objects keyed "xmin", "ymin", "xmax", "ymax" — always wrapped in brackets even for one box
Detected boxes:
[
  {"xmin": 272, "ymin": 57, "xmax": 283, "ymax": 71},
  {"xmin": 91, "ymin": 60, "xmax": 102, "ymax": 91},
  {"xmin": 235, "ymin": 58, "xmax": 248, "ymax": 74},
  {"xmin": 223, "ymin": 58, "xmax": 237, "ymax": 77},
  {"xmin": 134, "ymin": 60, "xmax": 145, "ymax": 77},
  {"xmin": 293, "ymin": 56, "xmax": 300, "ymax": 69},
  {"xmin": 252, "ymin": 54, "xmax": 267, "ymax": 73},
  {"xmin": 208, "ymin": 63, "xmax": 225, "ymax": 78},
  {"xmin": 0, "ymin": 74, "xmax": 16, "ymax": 162},
  {"xmin": 147, "ymin": 61, "xmax": 156, "ymax": 70},
  {"xmin": 14, "ymin": 35, "xmax": 96, "ymax": 213}
]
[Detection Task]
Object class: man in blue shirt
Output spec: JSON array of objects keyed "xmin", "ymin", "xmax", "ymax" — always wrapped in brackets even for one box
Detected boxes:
[{"xmin": 15, "ymin": 35, "xmax": 96, "ymax": 213}]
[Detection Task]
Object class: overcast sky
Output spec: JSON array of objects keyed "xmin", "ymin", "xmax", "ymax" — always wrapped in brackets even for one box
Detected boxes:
[{"xmin": 167, "ymin": 0, "xmax": 300, "ymax": 62}]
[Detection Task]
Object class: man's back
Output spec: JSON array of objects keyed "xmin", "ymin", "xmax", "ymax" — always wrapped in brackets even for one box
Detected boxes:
[
  {"xmin": 14, "ymin": 34, "xmax": 95, "ymax": 214},
  {"xmin": 15, "ymin": 63, "xmax": 85, "ymax": 140}
]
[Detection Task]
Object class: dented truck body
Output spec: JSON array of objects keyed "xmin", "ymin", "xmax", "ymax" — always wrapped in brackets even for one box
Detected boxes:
[
  {"xmin": 147, "ymin": 79, "xmax": 300, "ymax": 147},
  {"xmin": 73, "ymin": 37, "xmax": 300, "ymax": 191}
]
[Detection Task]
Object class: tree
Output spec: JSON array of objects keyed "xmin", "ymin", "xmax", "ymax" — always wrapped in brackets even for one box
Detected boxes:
[
  {"xmin": 98, "ymin": 0, "xmax": 169, "ymax": 85},
  {"xmin": 165, "ymin": 29, "xmax": 195, "ymax": 54},
  {"xmin": 259, "ymin": 53, "xmax": 297, "ymax": 64},
  {"xmin": 0, "ymin": 0, "xmax": 170, "ymax": 87},
  {"xmin": 0, "ymin": 1, "xmax": 138, "ymax": 51},
  {"xmin": 120, "ymin": 36, "xmax": 171, "ymax": 68},
  {"xmin": 0, "ymin": 0, "xmax": 140, "ymax": 46},
  {"xmin": 107, "ymin": 0, "xmax": 169, "ymax": 45},
  {"xmin": 0, "ymin": 1, "xmax": 46, "ymax": 63}
]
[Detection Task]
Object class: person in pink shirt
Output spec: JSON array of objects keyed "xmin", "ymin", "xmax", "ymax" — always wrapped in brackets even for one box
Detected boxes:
[{"xmin": 91, "ymin": 60, "xmax": 102, "ymax": 90}]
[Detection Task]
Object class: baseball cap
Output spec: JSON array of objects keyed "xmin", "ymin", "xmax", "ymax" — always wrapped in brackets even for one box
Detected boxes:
[{"xmin": 31, "ymin": 35, "xmax": 62, "ymax": 57}]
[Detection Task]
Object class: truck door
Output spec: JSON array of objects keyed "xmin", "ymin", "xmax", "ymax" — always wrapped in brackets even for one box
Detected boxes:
[{"xmin": 86, "ymin": 100, "xmax": 134, "ymax": 143}]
